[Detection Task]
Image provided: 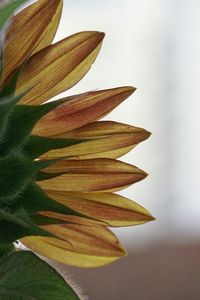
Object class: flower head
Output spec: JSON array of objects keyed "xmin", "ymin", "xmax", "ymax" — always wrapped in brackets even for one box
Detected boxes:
[{"xmin": 0, "ymin": 0, "xmax": 154, "ymax": 268}]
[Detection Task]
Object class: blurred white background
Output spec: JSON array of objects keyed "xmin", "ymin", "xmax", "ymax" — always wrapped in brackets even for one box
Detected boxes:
[{"xmin": 53, "ymin": 0, "xmax": 200, "ymax": 251}]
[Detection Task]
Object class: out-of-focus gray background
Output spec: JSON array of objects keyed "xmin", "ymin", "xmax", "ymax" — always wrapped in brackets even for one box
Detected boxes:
[{"xmin": 52, "ymin": 0, "xmax": 200, "ymax": 299}]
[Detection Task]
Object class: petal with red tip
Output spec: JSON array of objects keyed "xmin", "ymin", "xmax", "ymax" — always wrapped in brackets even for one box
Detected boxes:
[
  {"xmin": 2, "ymin": 0, "xmax": 63, "ymax": 83},
  {"xmin": 40, "ymin": 121, "xmax": 150, "ymax": 159},
  {"xmin": 16, "ymin": 31, "xmax": 104, "ymax": 104},
  {"xmin": 37, "ymin": 158, "xmax": 147, "ymax": 192},
  {"xmin": 43, "ymin": 191, "xmax": 155, "ymax": 227},
  {"xmin": 33, "ymin": 87, "xmax": 135, "ymax": 136}
]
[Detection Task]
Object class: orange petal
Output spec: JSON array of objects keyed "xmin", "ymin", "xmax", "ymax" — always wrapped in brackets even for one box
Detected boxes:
[
  {"xmin": 40, "ymin": 121, "xmax": 150, "ymax": 159},
  {"xmin": 16, "ymin": 31, "xmax": 104, "ymax": 104},
  {"xmin": 21, "ymin": 224, "xmax": 125, "ymax": 267},
  {"xmin": 31, "ymin": 1, "xmax": 63, "ymax": 55},
  {"xmin": 2, "ymin": 0, "xmax": 62, "ymax": 83},
  {"xmin": 37, "ymin": 158, "xmax": 147, "ymax": 192},
  {"xmin": 44, "ymin": 191, "xmax": 155, "ymax": 227},
  {"xmin": 33, "ymin": 87, "xmax": 135, "ymax": 136}
]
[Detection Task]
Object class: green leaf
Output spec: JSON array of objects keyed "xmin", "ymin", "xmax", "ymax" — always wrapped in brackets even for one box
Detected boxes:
[
  {"xmin": 23, "ymin": 135, "xmax": 82, "ymax": 159},
  {"xmin": 0, "ymin": 243, "xmax": 15, "ymax": 259},
  {"xmin": 0, "ymin": 251, "xmax": 80, "ymax": 299},
  {"xmin": 0, "ymin": 0, "xmax": 28, "ymax": 31}
]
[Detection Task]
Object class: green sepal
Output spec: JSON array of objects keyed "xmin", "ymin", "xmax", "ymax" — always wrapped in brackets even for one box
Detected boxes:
[
  {"xmin": 0, "ymin": 208, "xmax": 54, "ymax": 243},
  {"xmin": 23, "ymin": 135, "xmax": 82, "ymax": 159},
  {"xmin": 0, "ymin": 67, "xmax": 28, "ymax": 135},
  {"xmin": 0, "ymin": 0, "xmax": 28, "ymax": 32},
  {"xmin": 0, "ymin": 35, "xmax": 2, "ymax": 78},
  {"xmin": 3, "ymin": 182, "xmax": 85, "ymax": 219},
  {"xmin": 0, "ymin": 94, "xmax": 25, "ymax": 137},
  {"xmin": 0, "ymin": 153, "xmax": 35, "ymax": 198},
  {"xmin": 31, "ymin": 213, "xmax": 66, "ymax": 226},
  {"xmin": 0, "ymin": 93, "xmax": 24, "ymax": 109},
  {"xmin": 34, "ymin": 157, "xmax": 62, "ymax": 171},
  {"xmin": 35, "ymin": 171, "xmax": 65, "ymax": 181},
  {"xmin": 0, "ymin": 98, "xmax": 67, "ymax": 153},
  {"xmin": 0, "ymin": 94, "xmax": 23, "ymax": 123},
  {"xmin": 0, "ymin": 251, "xmax": 80, "ymax": 299},
  {"xmin": 0, "ymin": 65, "xmax": 24, "ymax": 98}
]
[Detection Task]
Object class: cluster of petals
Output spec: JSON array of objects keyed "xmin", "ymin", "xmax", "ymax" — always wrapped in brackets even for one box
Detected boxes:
[{"xmin": 1, "ymin": 0, "xmax": 154, "ymax": 268}]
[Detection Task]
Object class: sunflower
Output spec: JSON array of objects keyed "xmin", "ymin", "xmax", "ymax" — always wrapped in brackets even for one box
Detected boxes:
[{"xmin": 0, "ymin": 0, "xmax": 154, "ymax": 268}]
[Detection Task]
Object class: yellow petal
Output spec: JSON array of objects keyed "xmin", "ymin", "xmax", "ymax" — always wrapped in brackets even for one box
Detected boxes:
[
  {"xmin": 16, "ymin": 31, "xmax": 105, "ymax": 104},
  {"xmin": 40, "ymin": 121, "xmax": 150, "ymax": 159},
  {"xmin": 31, "ymin": 1, "xmax": 63, "ymax": 55},
  {"xmin": 44, "ymin": 191, "xmax": 155, "ymax": 227},
  {"xmin": 37, "ymin": 158, "xmax": 147, "ymax": 192},
  {"xmin": 21, "ymin": 224, "xmax": 125, "ymax": 267},
  {"xmin": 53, "ymin": 120, "xmax": 145, "ymax": 138},
  {"xmin": 2, "ymin": 0, "xmax": 62, "ymax": 83},
  {"xmin": 84, "ymin": 145, "xmax": 136, "ymax": 159},
  {"xmin": 33, "ymin": 87, "xmax": 136, "ymax": 136}
]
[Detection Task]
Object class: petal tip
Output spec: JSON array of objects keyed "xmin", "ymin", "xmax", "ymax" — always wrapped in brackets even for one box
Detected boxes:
[
  {"xmin": 124, "ymin": 86, "xmax": 137, "ymax": 95},
  {"xmin": 144, "ymin": 214, "xmax": 156, "ymax": 222},
  {"xmin": 99, "ymin": 31, "xmax": 105, "ymax": 39},
  {"xmin": 95, "ymin": 31, "xmax": 105, "ymax": 42},
  {"xmin": 143, "ymin": 130, "xmax": 152, "ymax": 141},
  {"xmin": 117, "ymin": 244, "xmax": 127, "ymax": 257},
  {"xmin": 138, "ymin": 169, "xmax": 148, "ymax": 180},
  {"xmin": 90, "ymin": 31, "xmax": 105, "ymax": 41}
]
